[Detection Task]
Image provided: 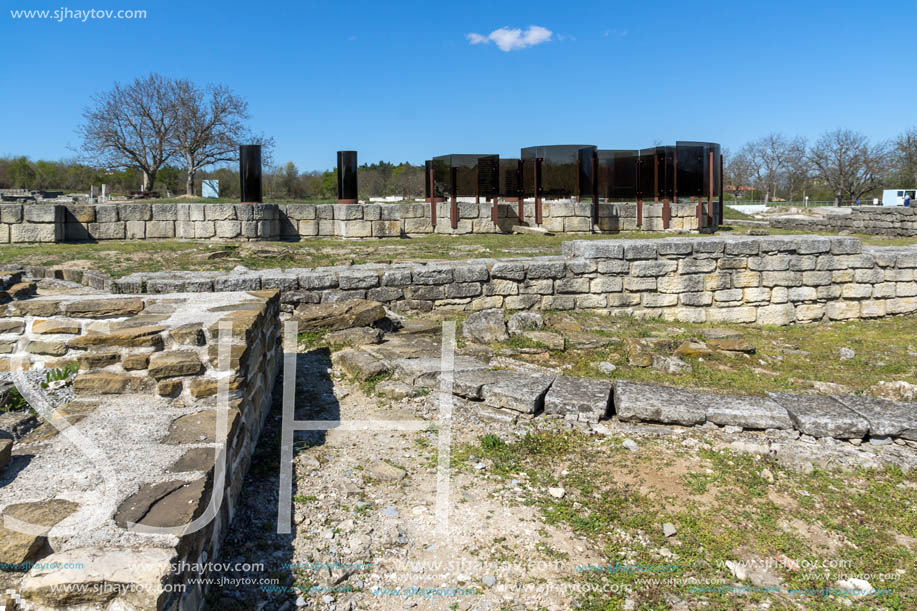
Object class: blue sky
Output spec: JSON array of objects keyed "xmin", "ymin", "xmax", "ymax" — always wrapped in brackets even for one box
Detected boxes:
[{"xmin": 3, "ymin": 0, "xmax": 916, "ymax": 170}]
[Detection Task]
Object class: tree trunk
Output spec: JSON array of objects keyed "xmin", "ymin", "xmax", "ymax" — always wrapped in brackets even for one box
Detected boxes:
[
  {"xmin": 142, "ymin": 170, "xmax": 152, "ymax": 191},
  {"xmin": 186, "ymin": 169, "xmax": 195, "ymax": 196}
]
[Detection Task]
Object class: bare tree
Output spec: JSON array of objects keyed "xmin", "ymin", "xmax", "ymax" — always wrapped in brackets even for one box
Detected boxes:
[
  {"xmin": 743, "ymin": 133, "xmax": 798, "ymax": 203},
  {"xmin": 78, "ymin": 73, "xmax": 176, "ymax": 191},
  {"xmin": 170, "ymin": 80, "xmax": 250, "ymax": 195},
  {"xmin": 809, "ymin": 129, "xmax": 889, "ymax": 201},
  {"xmin": 782, "ymin": 138, "xmax": 811, "ymax": 201},
  {"xmin": 892, "ymin": 127, "xmax": 917, "ymax": 187},
  {"xmin": 723, "ymin": 148, "xmax": 755, "ymax": 201}
]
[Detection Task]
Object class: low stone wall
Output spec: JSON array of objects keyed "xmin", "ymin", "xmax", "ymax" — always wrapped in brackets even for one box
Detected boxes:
[
  {"xmin": 0, "ymin": 204, "xmax": 63, "ymax": 243},
  {"xmin": 0, "ymin": 201, "xmax": 701, "ymax": 244},
  {"xmin": 768, "ymin": 206, "xmax": 917, "ymax": 236},
  {"xmin": 84, "ymin": 235, "xmax": 915, "ymax": 326},
  {"xmin": 0, "ymin": 290, "xmax": 281, "ymax": 609}
]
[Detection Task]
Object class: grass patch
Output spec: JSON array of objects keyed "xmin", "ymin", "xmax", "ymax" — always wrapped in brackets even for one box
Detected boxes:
[
  {"xmin": 467, "ymin": 430, "xmax": 917, "ymax": 609},
  {"xmin": 510, "ymin": 311, "xmax": 917, "ymax": 396}
]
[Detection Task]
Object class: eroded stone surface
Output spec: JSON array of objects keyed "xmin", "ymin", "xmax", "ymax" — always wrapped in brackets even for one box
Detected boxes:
[
  {"xmin": 114, "ymin": 478, "xmax": 210, "ymax": 529},
  {"xmin": 768, "ymin": 393, "xmax": 869, "ymax": 439},
  {"xmin": 462, "ymin": 309, "xmax": 507, "ymax": 343},
  {"xmin": 614, "ymin": 381, "xmax": 706, "ymax": 425},
  {"xmin": 481, "ymin": 371, "xmax": 555, "ymax": 414},
  {"xmin": 701, "ymin": 393, "xmax": 793, "ymax": 430},
  {"xmin": 543, "ymin": 376, "xmax": 612, "ymax": 423},
  {"xmin": 293, "ymin": 299, "xmax": 385, "ymax": 331},
  {"xmin": 833, "ymin": 395, "xmax": 917, "ymax": 439},
  {"xmin": 161, "ymin": 409, "xmax": 240, "ymax": 445},
  {"xmin": 20, "ymin": 547, "xmax": 175, "ymax": 610},
  {"xmin": 0, "ymin": 499, "xmax": 79, "ymax": 564}
]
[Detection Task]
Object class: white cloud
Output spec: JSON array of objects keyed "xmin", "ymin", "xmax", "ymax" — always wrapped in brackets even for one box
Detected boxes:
[{"xmin": 465, "ymin": 25, "xmax": 553, "ymax": 52}]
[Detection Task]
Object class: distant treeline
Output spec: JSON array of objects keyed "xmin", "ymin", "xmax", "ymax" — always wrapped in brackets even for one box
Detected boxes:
[{"xmin": 0, "ymin": 156, "xmax": 424, "ymax": 200}]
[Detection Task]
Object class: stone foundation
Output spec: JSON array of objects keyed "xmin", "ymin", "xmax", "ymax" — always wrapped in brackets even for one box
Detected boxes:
[
  {"xmin": 768, "ymin": 206, "xmax": 917, "ymax": 236},
  {"xmin": 0, "ymin": 291, "xmax": 280, "ymax": 609},
  {"xmin": 82, "ymin": 235, "xmax": 916, "ymax": 326},
  {"xmin": 0, "ymin": 201, "xmax": 701, "ymax": 244}
]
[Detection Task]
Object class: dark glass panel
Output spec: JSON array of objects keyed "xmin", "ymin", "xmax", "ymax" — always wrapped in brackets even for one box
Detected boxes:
[
  {"xmin": 239, "ymin": 144, "xmax": 262, "ymax": 203},
  {"xmin": 520, "ymin": 145, "xmax": 596, "ymax": 199},
  {"xmin": 675, "ymin": 141, "xmax": 705, "ymax": 199},
  {"xmin": 500, "ymin": 158, "xmax": 521, "ymax": 197},
  {"xmin": 336, "ymin": 150, "xmax": 358, "ymax": 200}
]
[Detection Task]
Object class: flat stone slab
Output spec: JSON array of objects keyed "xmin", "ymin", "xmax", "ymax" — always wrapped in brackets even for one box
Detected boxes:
[
  {"xmin": 393, "ymin": 356, "xmax": 488, "ymax": 388},
  {"xmin": 701, "ymin": 393, "xmax": 793, "ymax": 430},
  {"xmin": 481, "ymin": 371, "xmax": 556, "ymax": 414},
  {"xmin": 453, "ymin": 369, "xmax": 503, "ymax": 400},
  {"xmin": 833, "ymin": 395, "xmax": 917, "ymax": 439},
  {"xmin": 613, "ymin": 381, "xmax": 706, "ymax": 426},
  {"xmin": 544, "ymin": 375, "xmax": 612, "ymax": 423},
  {"xmin": 768, "ymin": 393, "xmax": 869, "ymax": 438}
]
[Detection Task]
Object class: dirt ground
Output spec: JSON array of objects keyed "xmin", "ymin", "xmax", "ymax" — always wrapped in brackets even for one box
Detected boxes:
[{"xmin": 204, "ymin": 335, "xmax": 917, "ymax": 611}]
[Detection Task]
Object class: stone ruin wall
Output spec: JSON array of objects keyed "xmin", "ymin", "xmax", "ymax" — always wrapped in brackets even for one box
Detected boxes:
[
  {"xmin": 768, "ymin": 206, "xmax": 917, "ymax": 237},
  {"xmin": 88, "ymin": 235, "xmax": 917, "ymax": 326},
  {"xmin": 4, "ymin": 235, "xmax": 917, "ymax": 608},
  {"xmin": 0, "ymin": 290, "xmax": 281, "ymax": 609},
  {"xmin": 0, "ymin": 201, "xmax": 700, "ymax": 244}
]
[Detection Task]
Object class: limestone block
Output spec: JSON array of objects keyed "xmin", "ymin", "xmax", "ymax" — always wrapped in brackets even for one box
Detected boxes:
[
  {"xmin": 825, "ymin": 301, "xmax": 860, "ymax": 320},
  {"xmin": 0, "ymin": 204, "xmax": 23, "ymax": 223},
  {"xmin": 125, "ymin": 221, "xmax": 146, "ymax": 239},
  {"xmin": 12, "ymin": 223, "xmax": 58, "ymax": 242},
  {"xmin": 372, "ymin": 220, "xmax": 402, "ymax": 237},
  {"xmin": 756, "ymin": 303, "xmax": 795, "ymax": 325},
  {"xmin": 215, "ymin": 220, "xmax": 242, "ymax": 238},
  {"xmin": 147, "ymin": 220, "xmax": 177, "ymax": 238},
  {"xmin": 707, "ymin": 306, "xmax": 756, "ymax": 323}
]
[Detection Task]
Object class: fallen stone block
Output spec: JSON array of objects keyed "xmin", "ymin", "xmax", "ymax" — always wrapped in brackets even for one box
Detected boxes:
[
  {"xmin": 614, "ymin": 381, "xmax": 706, "ymax": 425},
  {"xmin": 0, "ymin": 499, "xmax": 79, "ymax": 565},
  {"xmin": 393, "ymin": 356, "xmax": 488, "ymax": 388},
  {"xmin": 325, "ymin": 327, "xmax": 383, "ymax": 347},
  {"xmin": 512, "ymin": 224, "xmax": 554, "ymax": 236},
  {"xmin": 700, "ymin": 393, "xmax": 793, "ymax": 430},
  {"xmin": 293, "ymin": 299, "xmax": 385, "ymax": 331},
  {"xmin": 462, "ymin": 308, "xmax": 507, "ymax": 343},
  {"xmin": 481, "ymin": 370, "xmax": 555, "ymax": 414},
  {"xmin": 333, "ymin": 349, "xmax": 390, "ymax": 379},
  {"xmin": 543, "ymin": 376, "xmax": 612, "ymax": 422},
  {"xmin": 767, "ymin": 393, "xmax": 869, "ymax": 438},
  {"xmin": 833, "ymin": 395, "xmax": 917, "ymax": 439}
]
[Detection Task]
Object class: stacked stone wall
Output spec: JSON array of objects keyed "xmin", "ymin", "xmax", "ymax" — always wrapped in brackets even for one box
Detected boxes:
[
  {"xmin": 0, "ymin": 291, "xmax": 281, "ymax": 609},
  {"xmin": 71, "ymin": 235, "xmax": 915, "ymax": 326},
  {"xmin": 768, "ymin": 206, "xmax": 917, "ymax": 236},
  {"xmin": 0, "ymin": 201, "xmax": 701, "ymax": 244}
]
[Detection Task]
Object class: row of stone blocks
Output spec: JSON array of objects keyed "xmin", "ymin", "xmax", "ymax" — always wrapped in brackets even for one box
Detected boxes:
[
  {"xmin": 769, "ymin": 206, "xmax": 917, "ymax": 237},
  {"xmin": 385, "ymin": 348, "xmax": 917, "ymax": 439},
  {"xmin": 0, "ymin": 201, "xmax": 703, "ymax": 243},
  {"xmin": 7, "ymin": 234, "xmax": 917, "ymax": 326},
  {"xmin": 0, "ymin": 292, "xmax": 282, "ymax": 609}
]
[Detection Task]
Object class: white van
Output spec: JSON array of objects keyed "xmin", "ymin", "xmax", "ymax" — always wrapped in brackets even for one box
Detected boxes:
[{"xmin": 882, "ymin": 189, "xmax": 917, "ymax": 206}]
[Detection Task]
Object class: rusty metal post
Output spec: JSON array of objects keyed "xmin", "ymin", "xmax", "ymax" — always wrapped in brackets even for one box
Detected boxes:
[
  {"xmin": 491, "ymin": 195, "xmax": 499, "ymax": 225},
  {"xmin": 718, "ymin": 152, "xmax": 724, "ymax": 225},
  {"xmin": 592, "ymin": 152, "xmax": 599, "ymax": 226},
  {"xmin": 475, "ymin": 166, "xmax": 480, "ymax": 205},
  {"xmin": 450, "ymin": 166, "xmax": 458, "ymax": 230},
  {"xmin": 534, "ymin": 158, "xmax": 543, "ymax": 225},
  {"xmin": 708, "ymin": 150, "xmax": 715, "ymax": 227},
  {"xmin": 517, "ymin": 160, "xmax": 525, "ymax": 223},
  {"xmin": 429, "ymin": 166, "xmax": 436, "ymax": 227},
  {"xmin": 575, "ymin": 157, "xmax": 581, "ymax": 203},
  {"xmin": 636, "ymin": 199, "xmax": 643, "ymax": 227}
]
